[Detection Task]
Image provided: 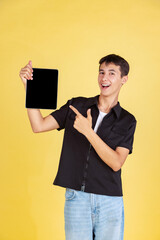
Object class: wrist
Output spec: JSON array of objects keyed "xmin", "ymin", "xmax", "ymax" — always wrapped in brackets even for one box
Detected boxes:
[{"xmin": 85, "ymin": 127, "xmax": 94, "ymax": 140}]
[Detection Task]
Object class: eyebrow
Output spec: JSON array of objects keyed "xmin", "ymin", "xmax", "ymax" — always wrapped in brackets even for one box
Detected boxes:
[{"xmin": 99, "ymin": 68, "xmax": 117, "ymax": 72}]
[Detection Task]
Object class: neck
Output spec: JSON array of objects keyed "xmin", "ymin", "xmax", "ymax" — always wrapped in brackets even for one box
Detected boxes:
[{"xmin": 98, "ymin": 94, "xmax": 118, "ymax": 113}]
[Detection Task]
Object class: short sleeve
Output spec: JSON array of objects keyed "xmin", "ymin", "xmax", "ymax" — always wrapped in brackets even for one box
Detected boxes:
[
  {"xmin": 117, "ymin": 119, "xmax": 137, "ymax": 154},
  {"xmin": 50, "ymin": 98, "xmax": 73, "ymax": 131}
]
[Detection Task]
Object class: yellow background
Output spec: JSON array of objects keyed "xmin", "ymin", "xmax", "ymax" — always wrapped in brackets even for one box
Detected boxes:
[{"xmin": 1, "ymin": 0, "xmax": 160, "ymax": 239}]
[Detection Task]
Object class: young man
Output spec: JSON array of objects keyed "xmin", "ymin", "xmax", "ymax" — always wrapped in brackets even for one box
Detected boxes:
[{"xmin": 19, "ymin": 54, "xmax": 137, "ymax": 240}]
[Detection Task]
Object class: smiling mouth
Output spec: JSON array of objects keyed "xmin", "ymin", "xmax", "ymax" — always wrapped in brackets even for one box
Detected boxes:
[{"xmin": 101, "ymin": 83, "xmax": 111, "ymax": 89}]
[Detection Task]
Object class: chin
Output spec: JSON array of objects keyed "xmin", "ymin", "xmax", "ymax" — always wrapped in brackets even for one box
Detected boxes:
[{"xmin": 100, "ymin": 92, "xmax": 110, "ymax": 97}]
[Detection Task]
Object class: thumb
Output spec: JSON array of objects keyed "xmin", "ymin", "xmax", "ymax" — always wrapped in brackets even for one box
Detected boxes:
[
  {"xmin": 87, "ymin": 109, "xmax": 92, "ymax": 121},
  {"xmin": 29, "ymin": 60, "xmax": 32, "ymax": 67}
]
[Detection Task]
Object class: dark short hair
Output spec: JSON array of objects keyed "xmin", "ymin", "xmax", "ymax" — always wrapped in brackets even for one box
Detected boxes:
[{"xmin": 99, "ymin": 54, "xmax": 129, "ymax": 77}]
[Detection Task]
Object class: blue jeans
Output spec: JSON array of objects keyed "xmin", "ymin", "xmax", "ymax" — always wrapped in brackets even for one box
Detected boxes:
[{"xmin": 64, "ymin": 188, "xmax": 124, "ymax": 240}]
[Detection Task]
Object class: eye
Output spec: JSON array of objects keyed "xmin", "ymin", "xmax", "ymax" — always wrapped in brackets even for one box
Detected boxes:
[
  {"xmin": 99, "ymin": 71, "xmax": 104, "ymax": 75},
  {"xmin": 110, "ymin": 72, "xmax": 115, "ymax": 75}
]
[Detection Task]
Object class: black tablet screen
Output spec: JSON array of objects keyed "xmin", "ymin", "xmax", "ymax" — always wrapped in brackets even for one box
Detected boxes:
[{"xmin": 25, "ymin": 68, "xmax": 58, "ymax": 109}]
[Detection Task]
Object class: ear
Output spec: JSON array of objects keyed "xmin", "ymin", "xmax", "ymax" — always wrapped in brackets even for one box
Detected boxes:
[{"xmin": 121, "ymin": 75, "xmax": 128, "ymax": 85}]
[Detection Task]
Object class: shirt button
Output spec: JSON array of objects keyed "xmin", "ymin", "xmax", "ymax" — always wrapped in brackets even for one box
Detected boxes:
[
  {"xmin": 81, "ymin": 185, "xmax": 85, "ymax": 191},
  {"xmin": 85, "ymin": 163, "xmax": 89, "ymax": 169}
]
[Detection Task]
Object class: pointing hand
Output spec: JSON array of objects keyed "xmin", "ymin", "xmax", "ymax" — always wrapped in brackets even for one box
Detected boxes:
[{"xmin": 69, "ymin": 105, "xmax": 92, "ymax": 136}]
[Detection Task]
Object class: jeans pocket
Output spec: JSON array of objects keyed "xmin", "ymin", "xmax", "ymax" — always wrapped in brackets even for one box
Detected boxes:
[{"xmin": 65, "ymin": 188, "xmax": 76, "ymax": 200}]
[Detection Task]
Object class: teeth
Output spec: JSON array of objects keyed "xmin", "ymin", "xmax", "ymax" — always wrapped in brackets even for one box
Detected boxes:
[{"xmin": 102, "ymin": 84, "xmax": 110, "ymax": 87}]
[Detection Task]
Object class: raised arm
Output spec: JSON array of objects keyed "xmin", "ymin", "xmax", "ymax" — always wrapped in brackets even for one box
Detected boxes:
[{"xmin": 26, "ymin": 107, "xmax": 60, "ymax": 133}]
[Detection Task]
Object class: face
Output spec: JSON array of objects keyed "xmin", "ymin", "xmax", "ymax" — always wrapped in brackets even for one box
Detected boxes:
[{"xmin": 98, "ymin": 62, "xmax": 128, "ymax": 98}]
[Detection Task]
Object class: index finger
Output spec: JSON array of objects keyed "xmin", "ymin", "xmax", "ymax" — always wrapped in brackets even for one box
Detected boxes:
[
  {"xmin": 69, "ymin": 105, "xmax": 81, "ymax": 116},
  {"xmin": 25, "ymin": 61, "xmax": 33, "ymax": 71},
  {"xmin": 24, "ymin": 64, "xmax": 32, "ymax": 72}
]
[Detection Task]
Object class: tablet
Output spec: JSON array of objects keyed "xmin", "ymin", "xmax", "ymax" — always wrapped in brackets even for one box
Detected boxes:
[{"xmin": 25, "ymin": 68, "xmax": 58, "ymax": 109}]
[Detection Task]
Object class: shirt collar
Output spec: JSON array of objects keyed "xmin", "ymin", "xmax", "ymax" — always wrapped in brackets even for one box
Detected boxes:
[{"xmin": 84, "ymin": 95, "xmax": 121, "ymax": 118}]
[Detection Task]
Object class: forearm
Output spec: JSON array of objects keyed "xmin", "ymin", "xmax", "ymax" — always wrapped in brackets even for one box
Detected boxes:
[
  {"xmin": 24, "ymin": 84, "xmax": 43, "ymax": 132},
  {"xmin": 27, "ymin": 108, "xmax": 44, "ymax": 132},
  {"xmin": 85, "ymin": 128, "xmax": 120, "ymax": 171}
]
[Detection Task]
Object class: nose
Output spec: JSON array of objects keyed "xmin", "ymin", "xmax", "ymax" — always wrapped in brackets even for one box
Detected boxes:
[{"xmin": 102, "ymin": 73, "xmax": 108, "ymax": 81}]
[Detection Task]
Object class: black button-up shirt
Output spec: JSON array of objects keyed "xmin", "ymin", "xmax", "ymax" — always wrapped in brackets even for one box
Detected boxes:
[{"xmin": 50, "ymin": 95, "xmax": 137, "ymax": 196}]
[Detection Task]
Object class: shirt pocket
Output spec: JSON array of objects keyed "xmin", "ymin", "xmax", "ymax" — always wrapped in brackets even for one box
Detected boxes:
[
  {"xmin": 68, "ymin": 107, "xmax": 87, "ymax": 120},
  {"xmin": 66, "ymin": 111, "xmax": 76, "ymax": 130},
  {"xmin": 105, "ymin": 126, "xmax": 128, "ymax": 146},
  {"xmin": 69, "ymin": 111, "xmax": 76, "ymax": 120}
]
